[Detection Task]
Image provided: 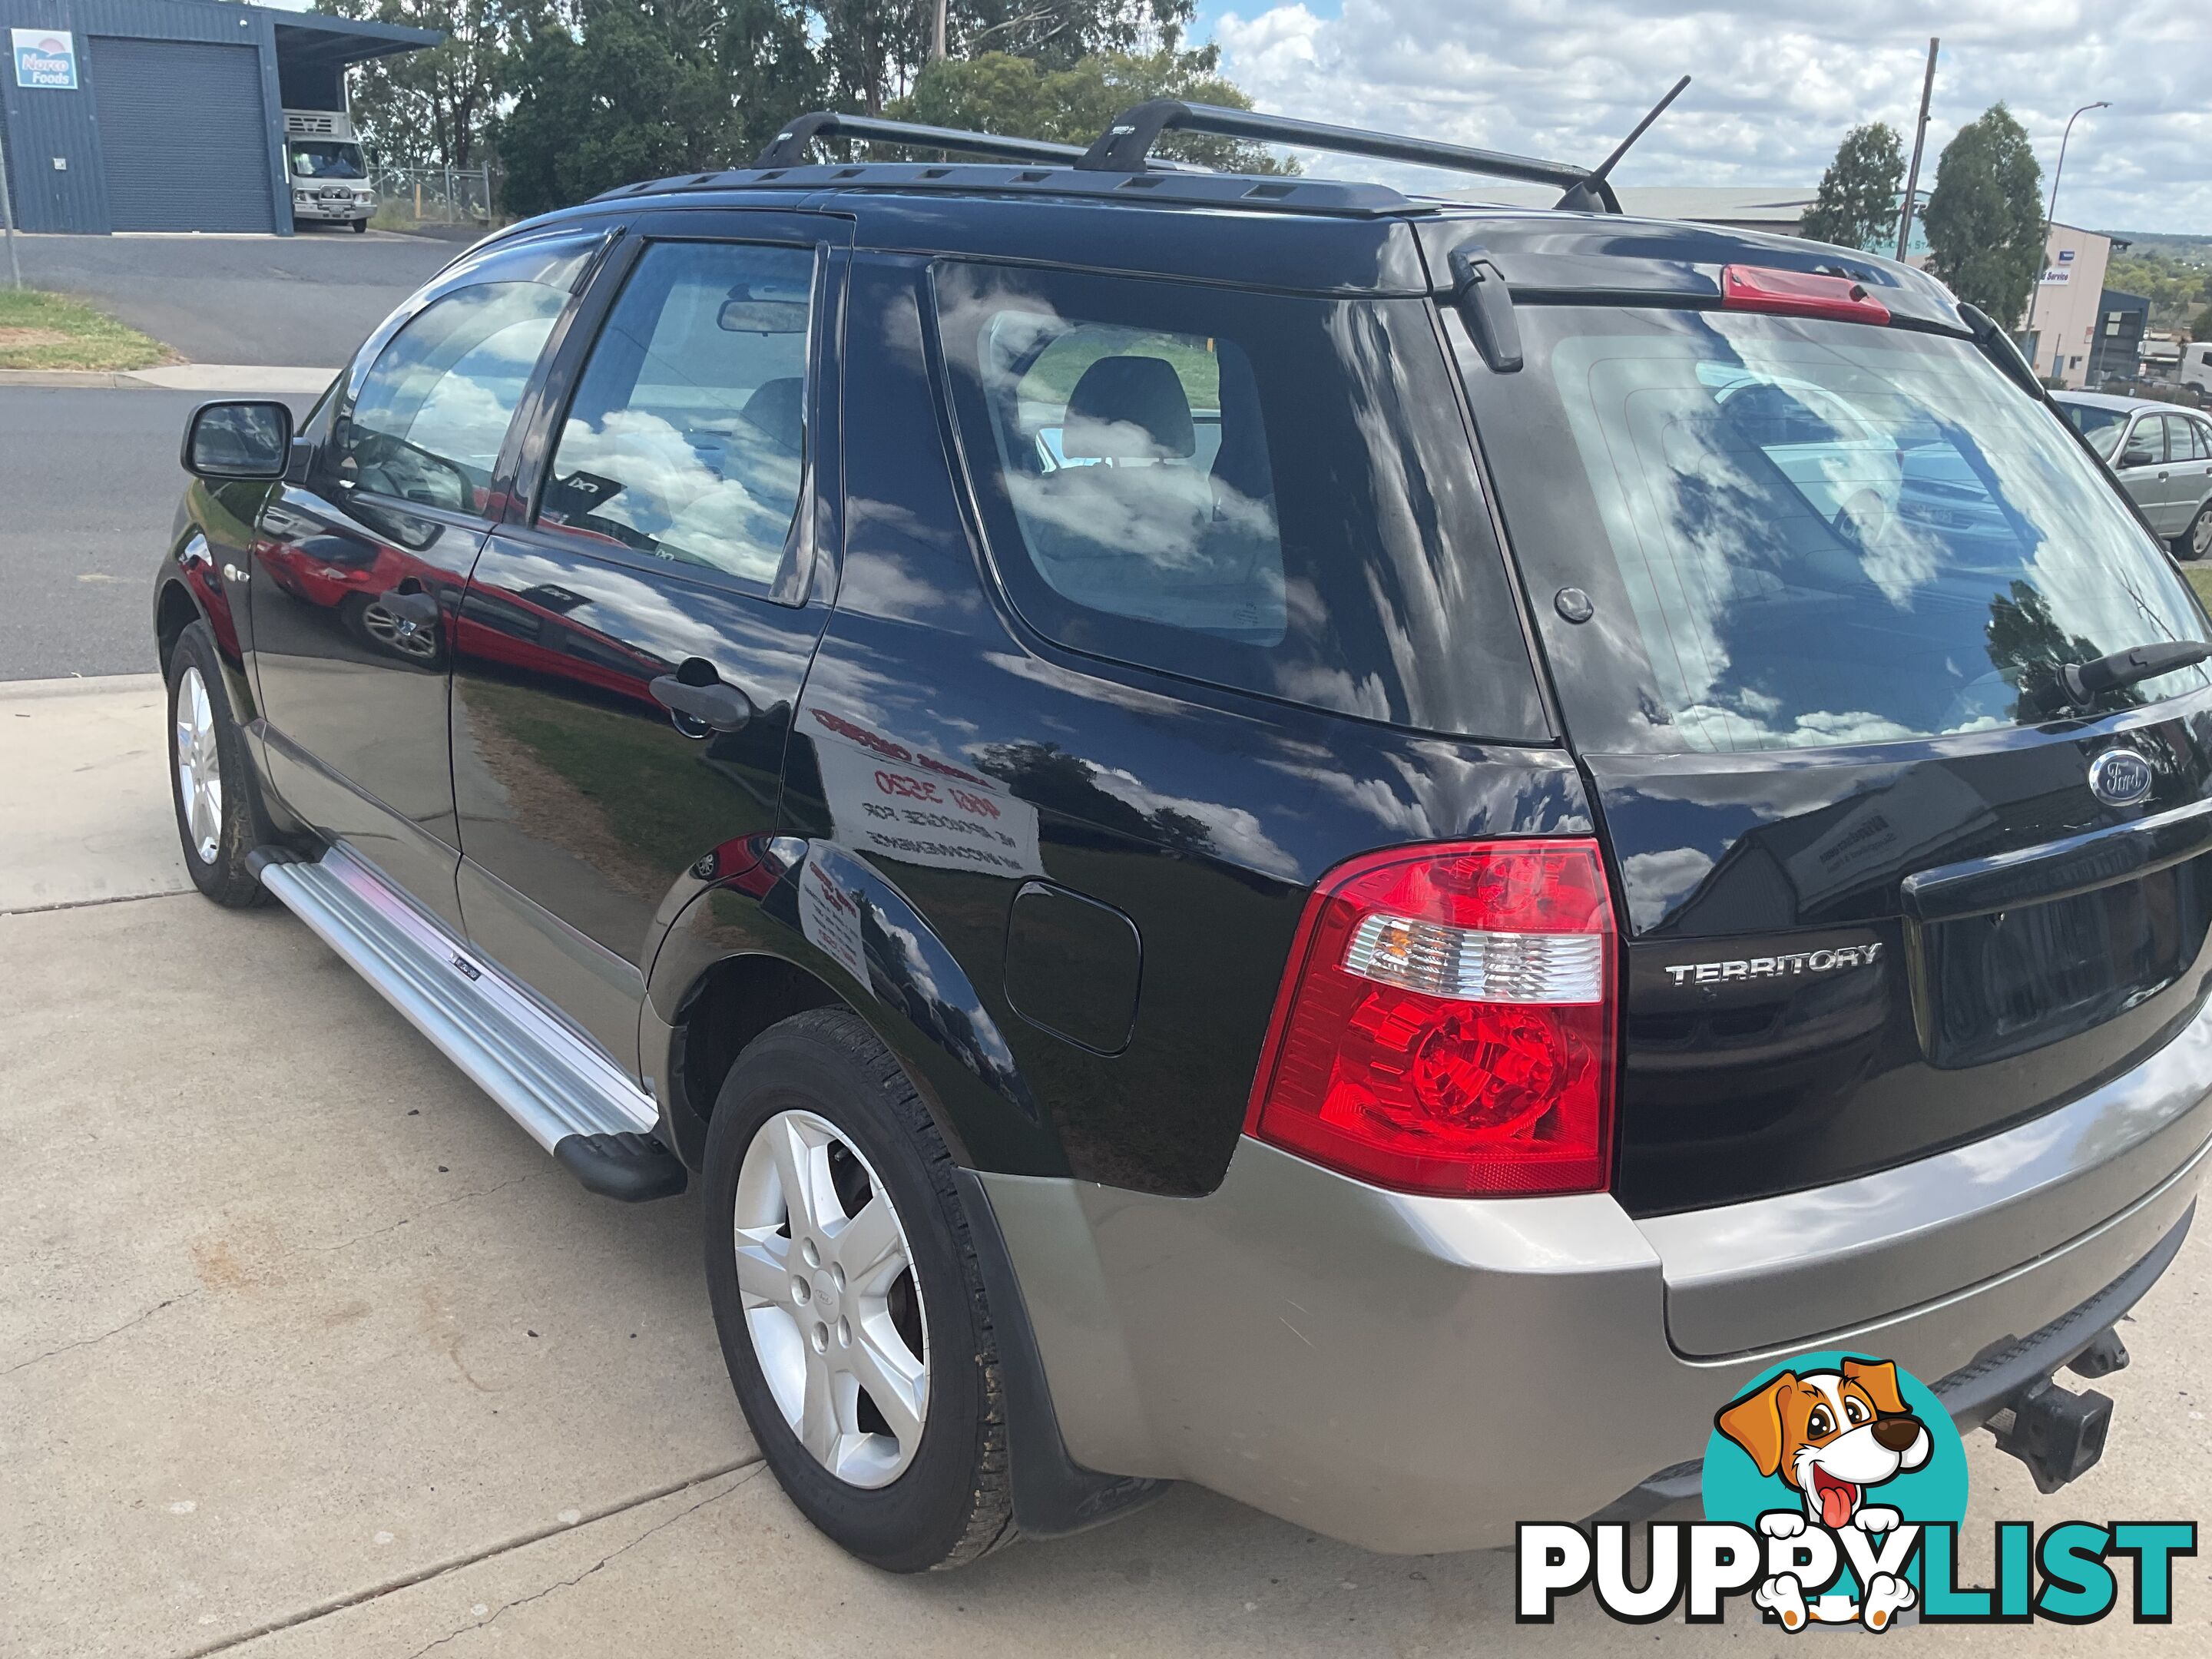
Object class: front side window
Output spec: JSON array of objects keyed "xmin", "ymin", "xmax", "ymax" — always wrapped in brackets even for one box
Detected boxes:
[
  {"xmin": 2121, "ymin": 418, "xmax": 2167, "ymax": 469},
  {"xmin": 934, "ymin": 262, "xmax": 1546, "ymax": 741},
  {"xmin": 1455, "ymin": 307, "xmax": 2210, "ymax": 754},
  {"xmin": 337, "ymin": 280, "xmax": 571, "ymax": 514},
  {"xmin": 538, "ymin": 240, "xmax": 814, "ymax": 591}
]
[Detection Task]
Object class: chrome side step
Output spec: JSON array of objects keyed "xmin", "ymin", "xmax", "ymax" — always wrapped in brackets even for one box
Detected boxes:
[{"xmin": 251, "ymin": 844, "xmax": 664, "ymax": 1161}]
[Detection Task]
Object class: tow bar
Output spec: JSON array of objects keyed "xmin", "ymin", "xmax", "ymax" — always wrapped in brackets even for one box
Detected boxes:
[{"xmin": 1986, "ymin": 1330, "xmax": 2128, "ymax": 1494}]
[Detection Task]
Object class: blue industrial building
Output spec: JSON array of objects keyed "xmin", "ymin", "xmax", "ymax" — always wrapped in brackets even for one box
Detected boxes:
[{"xmin": 1, "ymin": 0, "xmax": 434, "ymax": 235}]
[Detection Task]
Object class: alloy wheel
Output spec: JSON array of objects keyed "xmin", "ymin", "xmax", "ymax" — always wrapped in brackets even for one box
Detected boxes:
[
  {"xmin": 733, "ymin": 1109, "xmax": 929, "ymax": 1488},
  {"xmin": 363, "ymin": 601, "xmax": 439, "ymax": 660},
  {"xmin": 2193, "ymin": 510, "xmax": 2212, "ymax": 561},
  {"xmin": 174, "ymin": 665, "xmax": 224, "ymax": 866}
]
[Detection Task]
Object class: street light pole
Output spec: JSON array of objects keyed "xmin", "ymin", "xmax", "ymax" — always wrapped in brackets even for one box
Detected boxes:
[
  {"xmin": 1896, "ymin": 38, "xmax": 1939, "ymax": 263},
  {"xmin": 2025, "ymin": 100, "xmax": 2109, "ymax": 380}
]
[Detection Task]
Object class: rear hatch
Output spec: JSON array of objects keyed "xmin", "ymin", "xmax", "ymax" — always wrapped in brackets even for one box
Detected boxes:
[{"xmin": 1442, "ymin": 236, "xmax": 2212, "ymax": 1217}]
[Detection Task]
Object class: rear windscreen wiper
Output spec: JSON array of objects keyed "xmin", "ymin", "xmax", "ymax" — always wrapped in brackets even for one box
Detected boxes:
[{"xmin": 2063, "ymin": 640, "xmax": 2212, "ymax": 707}]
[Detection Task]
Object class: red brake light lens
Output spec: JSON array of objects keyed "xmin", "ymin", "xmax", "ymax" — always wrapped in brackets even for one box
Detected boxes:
[
  {"xmin": 1720, "ymin": 264, "xmax": 1891, "ymax": 326},
  {"xmin": 1244, "ymin": 840, "xmax": 1618, "ymax": 1197}
]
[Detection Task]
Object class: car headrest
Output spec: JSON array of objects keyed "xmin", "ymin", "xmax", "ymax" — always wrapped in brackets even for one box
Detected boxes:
[
  {"xmin": 1061, "ymin": 356, "xmax": 1196, "ymax": 461},
  {"xmin": 740, "ymin": 377, "xmax": 804, "ymax": 456}
]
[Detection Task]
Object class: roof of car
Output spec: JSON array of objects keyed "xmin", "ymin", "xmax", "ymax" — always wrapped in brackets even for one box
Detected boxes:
[
  {"xmin": 502, "ymin": 167, "xmax": 1968, "ymax": 330},
  {"xmin": 2052, "ymin": 390, "xmax": 2176, "ymax": 413}
]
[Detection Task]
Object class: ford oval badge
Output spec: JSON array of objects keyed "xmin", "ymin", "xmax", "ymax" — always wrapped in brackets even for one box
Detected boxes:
[{"xmin": 2088, "ymin": 748, "xmax": 2154, "ymax": 807}]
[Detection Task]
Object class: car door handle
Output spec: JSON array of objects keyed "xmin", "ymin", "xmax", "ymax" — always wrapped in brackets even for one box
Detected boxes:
[
  {"xmin": 651, "ymin": 674, "xmax": 753, "ymax": 732},
  {"xmin": 376, "ymin": 589, "xmax": 440, "ymax": 626}
]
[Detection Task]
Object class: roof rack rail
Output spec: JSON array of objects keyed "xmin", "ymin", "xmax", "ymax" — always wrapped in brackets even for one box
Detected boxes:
[
  {"xmin": 753, "ymin": 111, "xmax": 1088, "ymax": 170},
  {"xmin": 1074, "ymin": 77, "xmax": 1692, "ymax": 214}
]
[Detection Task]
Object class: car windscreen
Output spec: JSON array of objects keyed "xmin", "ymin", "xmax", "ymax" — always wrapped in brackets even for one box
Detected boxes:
[
  {"xmin": 292, "ymin": 141, "xmax": 366, "ymax": 179},
  {"xmin": 1452, "ymin": 306, "xmax": 2212, "ymax": 754},
  {"xmin": 2061, "ymin": 400, "xmax": 2129, "ymax": 455}
]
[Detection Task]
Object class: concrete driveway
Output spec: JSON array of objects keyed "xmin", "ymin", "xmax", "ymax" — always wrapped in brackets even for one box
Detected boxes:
[
  {"xmin": 9, "ymin": 232, "xmax": 453, "ymax": 366},
  {"xmin": 2, "ymin": 676, "xmax": 2207, "ymax": 1657}
]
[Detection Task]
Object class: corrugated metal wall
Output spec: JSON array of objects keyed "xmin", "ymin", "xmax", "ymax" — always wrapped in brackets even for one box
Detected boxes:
[{"xmin": 0, "ymin": 0, "xmax": 290, "ymax": 233}]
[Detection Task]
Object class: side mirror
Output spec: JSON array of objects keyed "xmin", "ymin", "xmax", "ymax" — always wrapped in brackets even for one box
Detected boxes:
[{"xmin": 182, "ymin": 399, "xmax": 293, "ymax": 480}]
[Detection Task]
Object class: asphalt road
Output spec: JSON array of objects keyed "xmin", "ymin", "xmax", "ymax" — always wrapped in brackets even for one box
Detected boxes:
[
  {"xmin": 10, "ymin": 230, "xmax": 453, "ymax": 366},
  {"xmin": 0, "ymin": 387, "xmax": 314, "ymax": 680}
]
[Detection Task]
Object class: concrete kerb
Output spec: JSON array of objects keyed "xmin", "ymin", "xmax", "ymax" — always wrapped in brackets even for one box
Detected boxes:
[{"xmin": 0, "ymin": 366, "xmax": 335, "ymax": 393}]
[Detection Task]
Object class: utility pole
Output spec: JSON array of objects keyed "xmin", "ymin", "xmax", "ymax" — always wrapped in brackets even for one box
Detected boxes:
[
  {"xmin": 2025, "ymin": 101, "xmax": 2110, "ymax": 379},
  {"xmin": 929, "ymin": 0, "xmax": 948, "ymax": 62},
  {"xmin": 0, "ymin": 117, "xmax": 23, "ymax": 290},
  {"xmin": 1895, "ymin": 37, "xmax": 1939, "ymax": 263}
]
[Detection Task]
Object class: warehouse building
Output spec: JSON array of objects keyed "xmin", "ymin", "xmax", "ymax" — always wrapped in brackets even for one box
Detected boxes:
[{"xmin": 0, "ymin": 0, "xmax": 435, "ymax": 235}]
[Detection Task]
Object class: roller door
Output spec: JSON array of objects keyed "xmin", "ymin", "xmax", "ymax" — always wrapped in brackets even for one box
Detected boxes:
[{"xmin": 91, "ymin": 38, "xmax": 274, "ymax": 233}]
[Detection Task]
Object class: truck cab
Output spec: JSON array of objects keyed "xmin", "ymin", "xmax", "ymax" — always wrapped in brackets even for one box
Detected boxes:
[
  {"xmin": 283, "ymin": 109, "xmax": 375, "ymax": 233},
  {"xmin": 2181, "ymin": 341, "xmax": 2212, "ymax": 399}
]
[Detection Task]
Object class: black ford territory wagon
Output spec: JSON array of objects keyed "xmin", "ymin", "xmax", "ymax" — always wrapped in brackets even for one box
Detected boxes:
[{"xmin": 154, "ymin": 99, "xmax": 2212, "ymax": 1571}]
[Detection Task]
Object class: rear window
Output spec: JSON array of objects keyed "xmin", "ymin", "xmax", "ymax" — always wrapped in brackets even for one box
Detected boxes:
[
  {"xmin": 933, "ymin": 262, "xmax": 1547, "ymax": 742},
  {"xmin": 1454, "ymin": 307, "xmax": 2212, "ymax": 754}
]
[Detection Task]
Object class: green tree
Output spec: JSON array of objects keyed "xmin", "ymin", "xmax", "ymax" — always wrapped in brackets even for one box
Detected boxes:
[
  {"xmin": 497, "ymin": 1, "xmax": 820, "ymax": 218},
  {"xmin": 1922, "ymin": 104, "xmax": 2045, "ymax": 327},
  {"xmin": 888, "ymin": 47, "xmax": 1292, "ymax": 172},
  {"xmin": 314, "ymin": 0, "xmax": 541, "ymax": 167},
  {"xmin": 2192, "ymin": 303, "xmax": 2212, "ymax": 342},
  {"xmin": 1799, "ymin": 122, "xmax": 1903, "ymax": 253},
  {"xmin": 813, "ymin": 2, "xmax": 1192, "ymax": 117}
]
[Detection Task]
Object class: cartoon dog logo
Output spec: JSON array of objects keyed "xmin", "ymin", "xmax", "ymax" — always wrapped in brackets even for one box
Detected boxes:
[{"xmin": 1715, "ymin": 1357, "xmax": 1933, "ymax": 1631}]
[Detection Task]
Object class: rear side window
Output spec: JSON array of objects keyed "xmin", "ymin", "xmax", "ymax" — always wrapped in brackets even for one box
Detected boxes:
[
  {"xmin": 934, "ymin": 262, "xmax": 1546, "ymax": 742},
  {"xmin": 539, "ymin": 240, "xmax": 815, "ymax": 591},
  {"xmin": 1455, "ymin": 307, "xmax": 2212, "ymax": 754}
]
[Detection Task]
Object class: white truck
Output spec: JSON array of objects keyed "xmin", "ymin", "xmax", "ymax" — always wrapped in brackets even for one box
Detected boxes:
[
  {"xmin": 283, "ymin": 110, "xmax": 376, "ymax": 233},
  {"xmin": 2180, "ymin": 341, "xmax": 2212, "ymax": 401}
]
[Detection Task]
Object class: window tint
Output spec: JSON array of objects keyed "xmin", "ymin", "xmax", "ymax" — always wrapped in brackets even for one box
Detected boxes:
[
  {"xmin": 2121, "ymin": 418, "xmax": 2166, "ymax": 469},
  {"xmin": 1453, "ymin": 307, "xmax": 2210, "ymax": 754},
  {"xmin": 993, "ymin": 317, "xmax": 1282, "ymax": 641},
  {"xmin": 538, "ymin": 241, "xmax": 813, "ymax": 591},
  {"xmin": 339, "ymin": 281, "xmax": 568, "ymax": 514},
  {"xmin": 935, "ymin": 262, "xmax": 1545, "ymax": 741}
]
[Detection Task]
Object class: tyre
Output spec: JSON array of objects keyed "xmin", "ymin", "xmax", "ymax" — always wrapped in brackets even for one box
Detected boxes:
[
  {"xmin": 2177, "ymin": 501, "xmax": 2212, "ymax": 563},
  {"xmin": 166, "ymin": 620, "xmax": 270, "ymax": 908},
  {"xmin": 350, "ymin": 218, "xmax": 368, "ymax": 234},
  {"xmin": 701, "ymin": 1008, "xmax": 1013, "ymax": 1571}
]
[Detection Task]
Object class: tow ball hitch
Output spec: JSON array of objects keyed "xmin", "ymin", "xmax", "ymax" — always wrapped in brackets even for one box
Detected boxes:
[{"xmin": 1987, "ymin": 1359, "xmax": 2121, "ymax": 1495}]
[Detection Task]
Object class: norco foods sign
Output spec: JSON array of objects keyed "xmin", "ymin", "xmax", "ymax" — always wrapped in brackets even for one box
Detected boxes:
[{"xmin": 12, "ymin": 28, "xmax": 78, "ymax": 90}]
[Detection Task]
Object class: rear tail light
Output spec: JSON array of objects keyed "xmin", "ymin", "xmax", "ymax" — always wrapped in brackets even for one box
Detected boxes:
[
  {"xmin": 1244, "ymin": 840, "xmax": 1618, "ymax": 1197},
  {"xmin": 1720, "ymin": 264, "xmax": 1891, "ymax": 326}
]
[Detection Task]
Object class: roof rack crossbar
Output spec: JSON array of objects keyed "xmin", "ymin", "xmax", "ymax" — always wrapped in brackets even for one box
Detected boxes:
[
  {"xmin": 1075, "ymin": 101, "xmax": 1591, "ymax": 191},
  {"xmin": 753, "ymin": 111, "xmax": 1088, "ymax": 170}
]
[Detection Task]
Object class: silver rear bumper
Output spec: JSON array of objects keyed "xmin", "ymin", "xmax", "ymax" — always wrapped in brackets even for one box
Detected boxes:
[{"xmin": 981, "ymin": 995, "xmax": 2212, "ymax": 1554}]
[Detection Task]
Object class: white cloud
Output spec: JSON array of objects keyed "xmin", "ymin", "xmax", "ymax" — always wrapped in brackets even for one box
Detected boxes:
[{"xmin": 1203, "ymin": 2, "xmax": 2212, "ymax": 233}]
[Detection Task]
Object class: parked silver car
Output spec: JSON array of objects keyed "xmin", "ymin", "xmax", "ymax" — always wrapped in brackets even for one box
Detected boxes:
[{"xmin": 2056, "ymin": 390, "xmax": 2212, "ymax": 560}]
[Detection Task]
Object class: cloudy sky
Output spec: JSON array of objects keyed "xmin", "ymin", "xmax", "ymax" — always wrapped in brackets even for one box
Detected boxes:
[{"xmin": 1190, "ymin": 2, "xmax": 2210, "ymax": 235}]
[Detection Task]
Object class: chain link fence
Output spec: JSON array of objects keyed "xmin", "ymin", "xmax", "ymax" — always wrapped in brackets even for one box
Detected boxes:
[{"xmin": 370, "ymin": 164, "xmax": 502, "ymax": 231}]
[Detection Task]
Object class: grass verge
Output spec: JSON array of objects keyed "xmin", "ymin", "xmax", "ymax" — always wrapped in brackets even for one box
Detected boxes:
[
  {"xmin": 2186, "ymin": 564, "xmax": 2212, "ymax": 616},
  {"xmin": 0, "ymin": 288, "xmax": 173, "ymax": 371}
]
